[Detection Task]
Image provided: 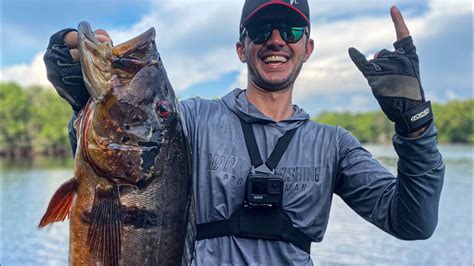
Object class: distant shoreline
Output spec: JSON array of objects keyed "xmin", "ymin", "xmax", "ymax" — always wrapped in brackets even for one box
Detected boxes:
[{"xmin": 1, "ymin": 82, "xmax": 472, "ymax": 158}]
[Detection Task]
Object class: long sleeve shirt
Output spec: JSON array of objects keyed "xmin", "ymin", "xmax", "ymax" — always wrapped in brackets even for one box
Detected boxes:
[{"xmin": 68, "ymin": 88, "xmax": 445, "ymax": 265}]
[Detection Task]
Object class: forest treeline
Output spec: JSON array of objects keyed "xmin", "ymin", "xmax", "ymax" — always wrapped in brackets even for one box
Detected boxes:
[
  {"xmin": 1, "ymin": 83, "xmax": 72, "ymax": 157},
  {"xmin": 1, "ymin": 82, "xmax": 473, "ymax": 157},
  {"xmin": 314, "ymin": 98, "xmax": 474, "ymax": 143}
]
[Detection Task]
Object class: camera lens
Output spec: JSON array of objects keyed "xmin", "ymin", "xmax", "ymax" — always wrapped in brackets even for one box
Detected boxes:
[{"xmin": 268, "ymin": 179, "xmax": 282, "ymax": 194}]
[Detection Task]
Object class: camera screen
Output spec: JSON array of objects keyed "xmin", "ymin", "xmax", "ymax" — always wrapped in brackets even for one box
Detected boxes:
[{"xmin": 252, "ymin": 180, "xmax": 266, "ymax": 194}]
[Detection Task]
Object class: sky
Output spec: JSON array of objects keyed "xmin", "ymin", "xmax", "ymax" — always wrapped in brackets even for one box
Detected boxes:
[{"xmin": 1, "ymin": 0, "xmax": 472, "ymax": 116}]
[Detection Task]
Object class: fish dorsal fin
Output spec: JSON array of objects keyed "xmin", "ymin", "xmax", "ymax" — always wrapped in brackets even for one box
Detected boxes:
[{"xmin": 38, "ymin": 177, "xmax": 78, "ymax": 227}]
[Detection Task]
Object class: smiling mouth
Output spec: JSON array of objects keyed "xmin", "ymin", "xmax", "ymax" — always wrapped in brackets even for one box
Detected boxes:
[{"xmin": 263, "ymin": 55, "xmax": 288, "ymax": 64}]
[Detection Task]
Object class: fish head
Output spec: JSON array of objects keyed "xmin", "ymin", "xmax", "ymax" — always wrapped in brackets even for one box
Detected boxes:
[{"xmin": 78, "ymin": 22, "xmax": 185, "ymax": 187}]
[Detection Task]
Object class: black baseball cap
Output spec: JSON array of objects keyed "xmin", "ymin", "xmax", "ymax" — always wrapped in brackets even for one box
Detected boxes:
[{"xmin": 240, "ymin": 0, "xmax": 310, "ymax": 33}]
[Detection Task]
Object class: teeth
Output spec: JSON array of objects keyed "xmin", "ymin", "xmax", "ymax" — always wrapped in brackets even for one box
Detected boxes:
[{"xmin": 263, "ymin": 55, "xmax": 287, "ymax": 63}]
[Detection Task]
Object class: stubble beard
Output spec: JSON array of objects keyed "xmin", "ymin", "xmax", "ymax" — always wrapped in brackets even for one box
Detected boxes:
[{"xmin": 247, "ymin": 55, "xmax": 305, "ymax": 92}]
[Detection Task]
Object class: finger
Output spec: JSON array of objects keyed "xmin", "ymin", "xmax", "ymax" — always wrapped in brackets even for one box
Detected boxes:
[
  {"xmin": 390, "ymin": 6, "xmax": 410, "ymax": 41},
  {"xmin": 70, "ymin": 48, "xmax": 80, "ymax": 63},
  {"xmin": 348, "ymin": 47, "xmax": 369, "ymax": 73},
  {"xmin": 94, "ymin": 29, "xmax": 112, "ymax": 43},
  {"xmin": 64, "ymin": 31, "xmax": 78, "ymax": 48}
]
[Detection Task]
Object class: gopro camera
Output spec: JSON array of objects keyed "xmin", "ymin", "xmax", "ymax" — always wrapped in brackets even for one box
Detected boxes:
[{"xmin": 244, "ymin": 171, "xmax": 284, "ymax": 208}]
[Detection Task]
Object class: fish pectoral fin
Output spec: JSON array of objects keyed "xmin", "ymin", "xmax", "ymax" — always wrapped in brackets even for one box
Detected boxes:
[
  {"xmin": 38, "ymin": 177, "xmax": 78, "ymax": 227},
  {"xmin": 87, "ymin": 185, "xmax": 122, "ymax": 266}
]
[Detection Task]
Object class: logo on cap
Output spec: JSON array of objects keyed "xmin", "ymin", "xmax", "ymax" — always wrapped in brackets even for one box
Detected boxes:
[{"xmin": 290, "ymin": 0, "xmax": 299, "ymax": 5}]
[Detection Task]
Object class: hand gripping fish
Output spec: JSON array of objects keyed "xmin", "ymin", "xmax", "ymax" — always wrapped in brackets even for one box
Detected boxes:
[{"xmin": 39, "ymin": 22, "xmax": 196, "ymax": 266}]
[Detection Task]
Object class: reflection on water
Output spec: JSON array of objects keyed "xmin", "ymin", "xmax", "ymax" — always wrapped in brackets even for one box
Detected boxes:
[
  {"xmin": 312, "ymin": 144, "xmax": 473, "ymax": 266},
  {"xmin": 2, "ymin": 158, "xmax": 72, "ymax": 265},
  {"xmin": 1, "ymin": 145, "xmax": 472, "ymax": 265}
]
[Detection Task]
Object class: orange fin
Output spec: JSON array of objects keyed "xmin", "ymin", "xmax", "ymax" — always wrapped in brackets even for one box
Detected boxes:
[
  {"xmin": 38, "ymin": 177, "xmax": 78, "ymax": 227},
  {"xmin": 87, "ymin": 185, "xmax": 122, "ymax": 266}
]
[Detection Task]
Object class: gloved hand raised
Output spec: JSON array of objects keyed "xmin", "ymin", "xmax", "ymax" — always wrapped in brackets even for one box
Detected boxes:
[
  {"xmin": 43, "ymin": 28, "xmax": 111, "ymax": 112},
  {"xmin": 348, "ymin": 6, "xmax": 432, "ymax": 136}
]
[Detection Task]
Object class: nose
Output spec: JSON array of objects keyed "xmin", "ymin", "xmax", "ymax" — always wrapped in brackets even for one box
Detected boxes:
[{"xmin": 266, "ymin": 29, "xmax": 285, "ymax": 47}]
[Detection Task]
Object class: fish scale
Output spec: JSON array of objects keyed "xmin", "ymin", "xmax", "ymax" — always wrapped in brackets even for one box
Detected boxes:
[{"xmin": 39, "ymin": 21, "xmax": 195, "ymax": 266}]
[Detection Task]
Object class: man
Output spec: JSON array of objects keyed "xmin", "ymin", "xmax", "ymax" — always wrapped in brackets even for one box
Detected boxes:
[{"xmin": 44, "ymin": 1, "xmax": 444, "ymax": 265}]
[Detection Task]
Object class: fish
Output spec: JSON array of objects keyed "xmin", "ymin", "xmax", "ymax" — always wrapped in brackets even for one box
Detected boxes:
[{"xmin": 39, "ymin": 21, "xmax": 195, "ymax": 266}]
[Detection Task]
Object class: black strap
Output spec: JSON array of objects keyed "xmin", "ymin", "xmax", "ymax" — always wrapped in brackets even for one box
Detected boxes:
[
  {"xmin": 239, "ymin": 120, "xmax": 298, "ymax": 171},
  {"xmin": 196, "ymin": 207, "xmax": 312, "ymax": 253},
  {"xmin": 266, "ymin": 128, "xmax": 297, "ymax": 170},
  {"xmin": 239, "ymin": 119, "xmax": 264, "ymax": 168},
  {"xmin": 402, "ymin": 100, "xmax": 433, "ymax": 133},
  {"xmin": 197, "ymin": 120, "xmax": 312, "ymax": 252}
]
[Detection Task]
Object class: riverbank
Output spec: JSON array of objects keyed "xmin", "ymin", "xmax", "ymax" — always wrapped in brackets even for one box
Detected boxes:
[{"xmin": 2, "ymin": 82, "xmax": 473, "ymax": 157}]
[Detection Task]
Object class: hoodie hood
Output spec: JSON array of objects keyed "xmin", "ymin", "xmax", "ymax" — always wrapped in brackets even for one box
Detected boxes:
[{"xmin": 222, "ymin": 89, "xmax": 309, "ymax": 131}]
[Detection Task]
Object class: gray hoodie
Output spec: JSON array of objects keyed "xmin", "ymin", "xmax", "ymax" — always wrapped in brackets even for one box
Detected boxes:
[
  {"xmin": 179, "ymin": 89, "xmax": 445, "ymax": 265},
  {"xmin": 67, "ymin": 88, "xmax": 444, "ymax": 265}
]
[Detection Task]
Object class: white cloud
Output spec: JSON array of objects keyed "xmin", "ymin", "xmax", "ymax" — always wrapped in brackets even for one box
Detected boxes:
[
  {"xmin": 292, "ymin": 0, "xmax": 471, "ymax": 104},
  {"xmin": 1, "ymin": 52, "xmax": 52, "ymax": 88},
  {"xmin": 1, "ymin": 0, "xmax": 471, "ymax": 115},
  {"xmin": 228, "ymin": 64, "xmax": 247, "ymax": 91},
  {"xmin": 445, "ymin": 89, "xmax": 460, "ymax": 100},
  {"xmin": 335, "ymin": 95, "xmax": 373, "ymax": 113},
  {"xmin": 294, "ymin": 0, "xmax": 471, "ymax": 112},
  {"xmin": 107, "ymin": 0, "xmax": 243, "ymax": 92}
]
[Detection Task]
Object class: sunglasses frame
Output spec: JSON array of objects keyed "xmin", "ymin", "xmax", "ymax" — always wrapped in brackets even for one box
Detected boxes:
[{"xmin": 241, "ymin": 21, "xmax": 309, "ymax": 45}]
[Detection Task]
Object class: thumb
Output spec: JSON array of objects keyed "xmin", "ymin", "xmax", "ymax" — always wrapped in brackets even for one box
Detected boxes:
[{"xmin": 348, "ymin": 47, "xmax": 369, "ymax": 73}]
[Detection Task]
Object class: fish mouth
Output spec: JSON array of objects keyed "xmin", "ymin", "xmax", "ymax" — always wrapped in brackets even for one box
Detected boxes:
[
  {"xmin": 78, "ymin": 21, "xmax": 158, "ymax": 101},
  {"xmin": 112, "ymin": 28, "xmax": 156, "ymax": 57},
  {"xmin": 78, "ymin": 21, "xmax": 113, "ymax": 101},
  {"xmin": 111, "ymin": 28, "xmax": 158, "ymax": 75}
]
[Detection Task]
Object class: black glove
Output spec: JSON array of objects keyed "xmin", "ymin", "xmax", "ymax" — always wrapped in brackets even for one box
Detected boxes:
[
  {"xmin": 348, "ymin": 36, "xmax": 433, "ymax": 135},
  {"xmin": 44, "ymin": 28, "xmax": 90, "ymax": 112}
]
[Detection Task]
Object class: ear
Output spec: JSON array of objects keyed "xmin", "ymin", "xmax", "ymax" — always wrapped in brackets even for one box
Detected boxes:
[
  {"xmin": 303, "ymin": 38, "xmax": 314, "ymax": 62},
  {"xmin": 236, "ymin": 41, "xmax": 247, "ymax": 63}
]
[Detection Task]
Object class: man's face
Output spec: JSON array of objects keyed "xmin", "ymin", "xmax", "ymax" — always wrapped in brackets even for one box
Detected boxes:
[{"xmin": 237, "ymin": 11, "xmax": 314, "ymax": 92}]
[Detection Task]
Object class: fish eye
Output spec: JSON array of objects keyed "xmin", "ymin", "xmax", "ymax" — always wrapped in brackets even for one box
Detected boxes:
[{"xmin": 156, "ymin": 100, "xmax": 171, "ymax": 118}]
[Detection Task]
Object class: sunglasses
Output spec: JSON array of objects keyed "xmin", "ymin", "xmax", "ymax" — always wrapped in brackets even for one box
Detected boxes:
[{"xmin": 241, "ymin": 21, "xmax": 308, "ymax": 44}]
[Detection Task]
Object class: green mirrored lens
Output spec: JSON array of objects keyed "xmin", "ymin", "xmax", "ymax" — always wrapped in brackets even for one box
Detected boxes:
[
  {"xmin": 245, "ymin": 22, "xmax": 306, "ymax": 44},
  {"xmin": 247, "ymin": 24, "xmax": 272, "ymax": 44},
  {"xmin": 288, "ymin": 27, "xmax": 304, "ymax": 43}
]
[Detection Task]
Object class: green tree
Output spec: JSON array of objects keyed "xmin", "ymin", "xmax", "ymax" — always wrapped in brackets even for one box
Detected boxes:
[
  {"xmin": 27, "ymin": 86, "xmax": 72, "ymax": 155},
  {"xmin": 0, "ymin": 83, "xmax": 34, "ymax": 156},
  {"xmin": 313, "ymin": 99, "xmax": 473, "ymax": 143}
]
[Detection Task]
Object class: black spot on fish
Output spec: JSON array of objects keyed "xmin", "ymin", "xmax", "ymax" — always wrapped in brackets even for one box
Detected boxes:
[
  {"xmin": 138, "ymin": 141, "xmax": 160, "ymax": 173},
  {"xmin": 136, "ymin": 179, "xmax": 147, "ymax": 189},
  {"xmin": 82, "ymin": 207, "xmax": 185, "ymax": 229},
  {"xmin": 122, "ymin": 136, "xmax": 129, "ymax": 143},
  {"xmin": 122, "ymin": 208, "xmax": 162, "ymax": 228},
  {"xmin": 138, "ymin": 141, "xmax": 159, "ymax": 148}
]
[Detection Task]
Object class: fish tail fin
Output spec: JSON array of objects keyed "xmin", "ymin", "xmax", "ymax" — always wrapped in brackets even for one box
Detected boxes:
[
  {"xmin": 38, "ymin": 177, "xmax": 79, "ymax": 227},
  {"xmin": 87, "ymin": 185, "xmax": 122, "ymax": 266}
]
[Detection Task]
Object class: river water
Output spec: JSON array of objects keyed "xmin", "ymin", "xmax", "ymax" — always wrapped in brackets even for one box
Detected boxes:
[{"xmin": 1, "ymin": 144, "xmax": 472, "ymax": 265}]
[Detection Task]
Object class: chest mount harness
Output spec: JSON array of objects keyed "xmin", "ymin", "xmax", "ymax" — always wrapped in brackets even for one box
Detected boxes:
[{"xmin": 196, "ymin": 119, "xmax": 312, "ymax": 253}]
